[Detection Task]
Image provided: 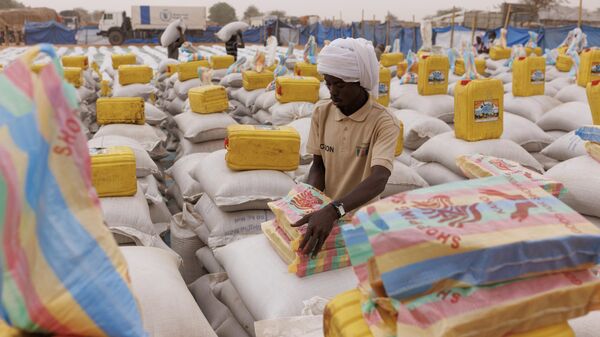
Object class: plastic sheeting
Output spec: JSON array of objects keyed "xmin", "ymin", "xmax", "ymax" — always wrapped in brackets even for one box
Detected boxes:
[
  {"xmin": 80, "ymin": 23, "xmax": 598, "ymax": 52},
  {"xmin": 25, "ymin": 21, "xmax": 76, "ymax": 45},
  {"xmin": 76, "ymin": 27, "xmax": 109, "ymax": 45},
  {"xmin": 433, "ymin": 25, "xmax": 485, "ymax": 49}
]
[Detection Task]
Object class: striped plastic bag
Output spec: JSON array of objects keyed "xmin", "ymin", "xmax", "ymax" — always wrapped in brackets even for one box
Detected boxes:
[
  {"xmin": 0, "ymin": 44, "xmax": 146, "ymax": 336},
  {"xmin": 346, "ymin": 175, "xmax": 600, "ymax": 301},
  {"xmin": 360, "ymin": 269, "xmax": 600, "ymax": 337},
  {"xmin": 396, "ymin": 269, "xmax": 600, "ymax": 337},
  {"xmin": 585, "ymin": 142, "xmax": 600, "ymax": 162},
  {"xmin": 576, "ymin": 125, "xmax": 600, "ymax": 143},
  {"xmin": 262, "ymin": 220, "xmax": 350, "ymax": 277},
  {"xmin": 456, "ymin": 154, "xmax": 566, "ymax": 198}
]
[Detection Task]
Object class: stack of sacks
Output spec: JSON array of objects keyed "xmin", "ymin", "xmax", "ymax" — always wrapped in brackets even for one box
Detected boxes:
[
  {"xmin": 537, "ymin": 102, "xmax": 593, "ymax": 135},
  {"xmin": 502, "ymin": 54, "xmax": 563, "ymax": 123},
  {"xmin": 169, "ymin": 203, "xmax": 208, "ymax": 284},
  {"xmin": 188, "ymin": 273, "xmax": 256, "ymax": 337},
  {"xmin": 263, "ymin": 184, "xmax": 351, "ymax": 277},
  {"xmin": 392, "ymin": 54, "xmax": 454, "ymax": 123},
  {"xmin": 167, "ymin": 60, "xmax": 210, "ymax": 115},
  {"xmin": 158, "ymin": 64, "xmax": 180, "ymax": 110},
  {"xmin": 229, "ymin": 69, "xmax": 271, "ymax": 113},
  {"xmin": 213, "ymin": 234, "xmax": 357, "ymax": 321},
  {"xmin": 543, "ymin": 126, "xmax": 600, "ymax": 223},
  {"xmin": 412, "ymin": 132, "xmax": 543, "ymax": 186},
  {"xmin": 191, "ymin": 145, "xmax": 296, "ymax": 248},
  {"xmin": 219, "ymin": 58, "xmax": 260, "ymax": 124},
  {"xmin": 412, "ymin": 77, "xmax": 544, "ymax": 186},
  {"xmin": 89, "ymin": 146, "xmax": 161, "ymax": 245},
  {"xmin": 174, "ymin": 85, "xmax": 236, "ymax": 159},
  {"xmin": 166, "ymin": 153, "xmax": 207, "ymax": 209},
  {"xmin": 62, "ymin": 55, "xmax": 101, "ymax": 135},
  {"xmin": 110, "ymin": 54, "xmax": 158, "ymax": 100},
  {"xmin": 249, "ymin": 89, "xmax": 277, "ymax": 124},
  {"xmin": 155, "ymin": 58, "xmax": 179, "ymax": 107},
  {"xmin": 189, "ymin": 125, "xmax": 300, "ymax": 248},
  {"xmin": 121, "ymin": 247, "xmax": 219, "ymax": 337},
  {"xmin": 209, "ymin": 54, "xmax": 235, "ymax": 80},
  {"xmin": 87, "ymin": 134, "xmax": 171, "ymax": 227},
  {"xmin": 336, "ymin": 174, "xmax": 600, "ymax": 337},
  {"xmin": 556, "ymin": 48, "xmax": 600, "ymax": 103},
  {"xmin": 93, "ymin": 97, "xmax": 169, "ymax": 160}
]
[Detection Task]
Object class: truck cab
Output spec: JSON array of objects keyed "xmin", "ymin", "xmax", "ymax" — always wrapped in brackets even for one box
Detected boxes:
[
  {"xmin": 98, "ymin": 11, "xmax": 129, "ymax": 45},
  {"xmin": 98, "ymin": 6, "xmax": 206, "ymax": 46}
]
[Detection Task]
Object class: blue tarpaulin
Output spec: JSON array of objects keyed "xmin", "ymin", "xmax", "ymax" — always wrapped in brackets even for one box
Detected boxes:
[
  {"xmin": 25, "ymin": 21, "xmax": 76, "ymax": 45},
  {"xmin": 101, "ymin": 22, "xmax": 599, "ymax": 51}
]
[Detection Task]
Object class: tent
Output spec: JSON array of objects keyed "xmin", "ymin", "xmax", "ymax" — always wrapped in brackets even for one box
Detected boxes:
[{"xmin": 25, "ymin": 21, "xmax": 76, "ymax": 45}]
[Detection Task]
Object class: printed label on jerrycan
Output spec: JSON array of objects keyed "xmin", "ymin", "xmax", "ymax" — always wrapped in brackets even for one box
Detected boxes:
[
  {"xmin": 378, "ymin": 83, "xmax": 389, "ymax": 95},
  {"xmin": 428, "ymin": 70, "xmax": 445, "ymax": 85},
  {"xmin": 474, "ymin": 100, "xmax": 500, "ymax": 122},
  {"xmin": 530, "ymin": 70, "xmax": 545, "ymax": 84},
  {"xmin": 592, "ymin": 62, "xmax": 600, "ymax": 74}
]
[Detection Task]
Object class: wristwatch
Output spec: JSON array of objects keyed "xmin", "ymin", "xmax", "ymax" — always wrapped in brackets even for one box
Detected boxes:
[{"xmin": 331, "ymin": 201, "xmax": 346, "ymax": 219}]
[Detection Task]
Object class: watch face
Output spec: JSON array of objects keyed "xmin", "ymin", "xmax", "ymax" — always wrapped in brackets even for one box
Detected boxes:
[{"xmin": 338, "ymin": 205, "xmax": 346, "ymax": 216}]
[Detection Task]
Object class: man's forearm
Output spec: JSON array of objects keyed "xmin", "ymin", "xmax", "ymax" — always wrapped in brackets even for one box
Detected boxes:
[
  {"xmin": 306, "ymin": 157, "xmax": 325, "ymax": 192},
  {"xmin": 332, "ymin": 166, "xmax": 390, "ymax": 215}
]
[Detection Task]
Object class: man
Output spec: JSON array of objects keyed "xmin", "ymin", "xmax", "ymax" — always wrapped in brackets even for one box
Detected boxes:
[
  {"xmin": 226, "ymin": 30, "xmax": 245, "ymax": 61},
  {"xmin": 374, "ymin": 43, "xmax": 386, "ymax": 61},
  {"xmin": 167, "ymin": 27, "xmax": 185, "ymax": 60},
  {"xmin": 292, "ymin": 38, "xmax": 400, "ymax": 258},
  {"xmin": 474, "ymin": 36, "xmax": 488, "ymax": 54}
]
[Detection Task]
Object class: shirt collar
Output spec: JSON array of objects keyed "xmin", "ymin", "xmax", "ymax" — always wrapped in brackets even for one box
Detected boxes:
[{"xmin": 334, "ymin": 97, "xmax": 373, "ymax": 122}]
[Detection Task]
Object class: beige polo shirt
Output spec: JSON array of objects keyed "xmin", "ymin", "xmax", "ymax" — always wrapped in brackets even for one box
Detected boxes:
[{"xmin": 306, "ymin": 97, "xmax": 400, "ymax": 200}]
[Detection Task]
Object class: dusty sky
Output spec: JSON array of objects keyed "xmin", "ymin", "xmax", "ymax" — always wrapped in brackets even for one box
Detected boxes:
[{"xmin": 21, "ymin": 0, "xmax": 600, "ymax": 22}]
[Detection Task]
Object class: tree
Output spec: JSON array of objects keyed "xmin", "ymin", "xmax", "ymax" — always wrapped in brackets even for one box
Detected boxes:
[
  {"xmin": 209, "ymin": 2, "xmax": 237, "ymax": 26},
  {"xmin": 520, "ymin": 0, "xmax": 566, "ymax": 11},
  {"xmin": 269, "ymin": 10, "xmax": 286, "ymax": 19},
  {"xmin": 73, "ymin": 7, "xmax": 93, "ymax": 23},
  {"xmin": 0, "ymin": 0, "xmax": 24, "ymax": 9},
  {"xmin": 243, "ymin": 5, "xmax": 261, "ymax": 20}
]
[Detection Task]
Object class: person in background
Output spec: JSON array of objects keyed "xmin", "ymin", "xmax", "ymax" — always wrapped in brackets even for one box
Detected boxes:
[
  {"xmin": 474, "ymin": 36, "xmax": 488, "ymax": 54},
  {"xmin": 374, "ymin": 43, "xmax": 386, "ymax": 61},
  {"xmin": 167, "ymin": 27, "xmax": 185, "ymax": 60},
  {"xmin": 487, "ymin": 31, "xmax": 498, "ymax": 48},
  {"xmin": 226, "ymin": 30, "xmax": 245, "ymax": 61},
  {"xmin": 292, "ymin": 38, "xmax": 400, "ymax": 258}
]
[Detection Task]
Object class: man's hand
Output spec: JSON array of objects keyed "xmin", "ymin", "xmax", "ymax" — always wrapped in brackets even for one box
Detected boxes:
[{"xmin": 291, "ymin": 204, "xmax": 338, "ymax": 258}]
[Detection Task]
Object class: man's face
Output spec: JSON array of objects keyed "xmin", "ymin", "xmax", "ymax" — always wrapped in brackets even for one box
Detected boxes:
[{"xmin": 324, "ymin": 74, "xmax": 363, "ymax": 110}]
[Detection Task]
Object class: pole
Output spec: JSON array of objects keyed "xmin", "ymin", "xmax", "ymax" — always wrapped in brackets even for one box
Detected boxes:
[
  {"xmin": 386, "ymin": 12, "xmax": 391, "ymax": 46},
  {"xmin": 578, "ymin": 0, "xmax": 583, "ymax": 28},
  {"xmin": 450, "ymin": 8, "xmax": 456, "ymax": 48},
  {"xmin": 361, "ymin": 9, "xmax": 365, "ymax": 39},
  {"xmin": 373, "ymin": 15, "xmax": 376, "ymax": 44},
  {"xmin": 504, "ymin": 4, "xmax": 512, "ymax": 30},
  {"xmin": 471, "ymin": 13, "xmax": 478, "ymax": 44}
]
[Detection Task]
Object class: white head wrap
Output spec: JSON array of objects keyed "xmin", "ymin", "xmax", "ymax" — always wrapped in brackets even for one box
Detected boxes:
[{"xmin": 317, "ymin": 38, "xmax": 380, "ymax": 98}]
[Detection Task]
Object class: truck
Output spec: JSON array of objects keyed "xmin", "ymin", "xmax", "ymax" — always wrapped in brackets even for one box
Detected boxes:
[{"xmin": 98, "ymin": 6, "xmax": 207, "ymax": 46}]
